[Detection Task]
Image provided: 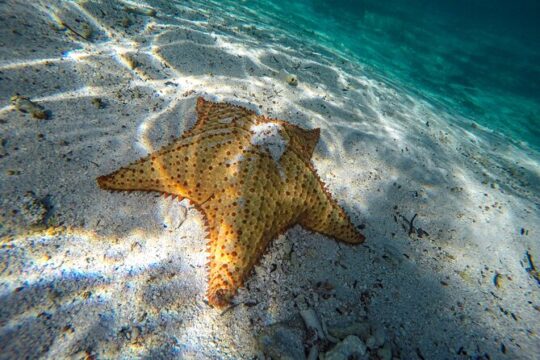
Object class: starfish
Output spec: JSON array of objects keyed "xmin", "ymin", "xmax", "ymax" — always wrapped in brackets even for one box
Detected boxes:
[{"xmin": 97, "ymin": 97, "xmax": 365, "ymax": 307}]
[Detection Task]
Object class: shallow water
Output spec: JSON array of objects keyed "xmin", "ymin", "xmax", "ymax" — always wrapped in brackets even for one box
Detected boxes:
[
  {"xmin": 0, "ymin": 0, "xmax": 539, "ymax": 359},
  {"xmin": 240, "ymin": 0, "xmax": 540, "ymax": 152}
]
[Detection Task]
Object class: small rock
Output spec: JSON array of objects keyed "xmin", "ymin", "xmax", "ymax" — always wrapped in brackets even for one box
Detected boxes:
[
  {"xmin": 124, "ymin": 5, "xmax": 157, "ymax": 17},
  {"xmin": 371, "ymin": 326, "xmax": 386, "ymax": 348},
  {"xmin": 324, "ymin": 335, "xmax": 367, "ymax": 360},
  {"xmin": 300, "ymin": 308, "xmax": 325, "ymax": 344},
  {"xmin": 277, "ymin": 69, "xmax": 298, "ymax": 86},
  {"xmin": 294, "ymin": 294, "xmax": 308, "ymax": 311},
  {"xmin": 123, "ymin": 55, "xmax": 139, "ymax": 70},
  {"xmin": 258, "ymin": 323, "xmax": 305, "ymax": 360},
  {"xmin": 162, "ymin": 201, "xmax": 187, "ymax": 229},
  {"xmin": 377, "ymin": 343, "xmax": 392, "ymax": 360},
  {"xmin": 494, "ymin": 273, "xmax": 504, "ymax": 288},
  {"xmin": 10, "ymin": 95, "xmax": 49, "ymax": 120},
  {"xmin": 328, "ymin": 321, "xmax": 371, "ymax": 341},
  {"xmin": 91, "ymin": 98, "xmax": 105, "ymax": 109},
  {"xmin": 286, "ymin": 74, "xmax": 298, "ymax": 86},
  {"xmin": 366, "ymin": 336, "xmax": 376, "ymax": 349}
]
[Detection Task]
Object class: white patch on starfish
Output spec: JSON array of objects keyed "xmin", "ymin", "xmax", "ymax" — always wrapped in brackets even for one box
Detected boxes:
[
  {"xmin": 237, "ymin": 197, "xmax": 246, "ymax": 208},
  {"xmin": 225, "ymin": 153, "xmax": 245, "ymax": 165},
  {"xmin": 250, "ymin": 123, "xmax": 288, "ymax": 162},
  {"xmin": 250, "ymin": 122, "xmax": 288, "ymax": 180}
]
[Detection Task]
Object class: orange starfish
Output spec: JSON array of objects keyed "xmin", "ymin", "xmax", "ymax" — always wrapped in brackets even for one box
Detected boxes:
[{"xmin": 97, "ymin": 97, "xmax": 365, "ymax": 307}]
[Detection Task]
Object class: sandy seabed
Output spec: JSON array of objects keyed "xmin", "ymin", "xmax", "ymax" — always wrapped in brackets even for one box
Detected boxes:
[{"xmin": 0, "ymin": 0, "xmax": 539, "ymax": 359}]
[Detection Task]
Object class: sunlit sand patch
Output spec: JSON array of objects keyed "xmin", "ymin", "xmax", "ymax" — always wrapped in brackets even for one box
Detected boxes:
[{"xmin": 0, "ymin": 222, "xmax": 207, "ymax": 356}]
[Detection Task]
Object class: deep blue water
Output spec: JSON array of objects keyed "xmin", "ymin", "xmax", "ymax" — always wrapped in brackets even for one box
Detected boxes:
[{"xmin": 243, "ymin": 0, "xmax": 540, "ymax": 152}]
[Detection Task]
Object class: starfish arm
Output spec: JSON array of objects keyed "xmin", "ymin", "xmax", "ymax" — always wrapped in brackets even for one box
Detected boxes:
[
  {"xmin": 96, "ymin": 128, "xmax": 249, "ymax": 203},
  {"xmin": 193, "ymin": 97, "xmax": 257, "ymax": 132},
  {"xmin": 298, "ymin": 171, "xmax": 365, "ymax": 244},
  {"xmin": 200, "ymin": 187, "xmax": 287, "ymax": 308},
  {"xmin": 96, "ymin": 151, "xmax": 183, "ymax": 195},
  {"xmin": 281, "ymin": 122, "xmax": 321, "ymax": 160},
  {"xmin": 206, "ymin": 223, "xmax": 270, "ymax": 308}
]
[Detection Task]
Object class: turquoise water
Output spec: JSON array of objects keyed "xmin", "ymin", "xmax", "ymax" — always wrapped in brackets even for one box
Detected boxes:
[{"xmin": 238, "ymin": 0, "xmax": 540, "ymax": 152}]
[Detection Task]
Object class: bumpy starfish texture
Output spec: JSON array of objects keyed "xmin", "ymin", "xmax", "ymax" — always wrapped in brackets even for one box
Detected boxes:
[{"xmin": 97, "ymin": 97, "xmax": 365, "ymax": 308}]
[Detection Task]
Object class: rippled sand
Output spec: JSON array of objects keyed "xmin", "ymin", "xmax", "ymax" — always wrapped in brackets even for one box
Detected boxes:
[{"xmin": 0, "ymin": 0, "xmax": 539, "ymax": 359}]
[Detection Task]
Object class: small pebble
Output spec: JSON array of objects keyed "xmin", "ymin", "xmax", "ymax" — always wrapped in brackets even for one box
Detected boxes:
[
  {"xmin": 286, "ymin": 74, "xmax": 298, "ymax": 86},
  {"xmin": 258, "ymin": 323, "xmax": 305, "ymax": 360},
  {"xmin": 372, "ymin": 326, "xmax": 386, "ymax": 348},
  {"xmin": 324, "ymin": 335, "xmax": 367, "ymax": 360},
  {"xmin": 91, "ymin": 98, "xmax": 105, "ymax": 109},
  {"xmin": 124, "ymin": 5, "xmax": 157, "ymax": 17},
  {"xmin": 10, "ymin": 95, "xmax": 49, "ymax": 120},
  {"xmin": 366, "ymin": 336, "xmax": 376, "ymax": 349},
  {"xmin": 328, "ymin": 321, "xmax": 371, "ymax": 341},
  {"xmin": 377, "ymin": 343, "xmax": 392, "ymax": 360}
]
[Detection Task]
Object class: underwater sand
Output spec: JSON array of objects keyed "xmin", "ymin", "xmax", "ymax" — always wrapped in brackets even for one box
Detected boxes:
[{"xmin": 0, "ymin": 0, "xmax": 539, "ymax": 359}]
